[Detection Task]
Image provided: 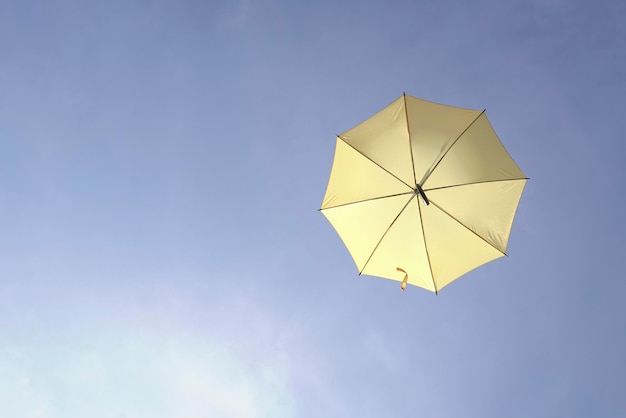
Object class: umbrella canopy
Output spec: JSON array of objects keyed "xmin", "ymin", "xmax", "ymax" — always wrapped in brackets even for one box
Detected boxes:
[{"xmin": 320, "ymin": 94, "xmax": 527, "ymax": 293}]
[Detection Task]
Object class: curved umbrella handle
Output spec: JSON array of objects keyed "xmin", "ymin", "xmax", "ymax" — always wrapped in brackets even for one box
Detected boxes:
[{"xmin": 397, "ymin": 267, "xmax": 409, "ymax": 291}]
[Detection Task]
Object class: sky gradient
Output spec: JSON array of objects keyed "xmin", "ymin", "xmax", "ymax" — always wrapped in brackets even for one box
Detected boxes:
[{"xmin": 1, "ymin": 1, "xmax": 625, "ymax": 417}]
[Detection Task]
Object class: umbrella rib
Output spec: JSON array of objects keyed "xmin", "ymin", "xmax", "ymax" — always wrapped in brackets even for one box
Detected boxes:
[
  {"xmin": 359, "ymin": 195, "xmax": 415, "ymax": 275},
  {"xmin": 318, "ymin": 191, "xmax": 414, "ymax": 211},
  {"xmin": 428, "ymin": 200, "xmax": 507, "ymax": 257},
  {"xmin": 424, "ymin": 177, "xmax": 529, "ymax": 193},
  {"xmin": 403, "ymin": 92, "xmax": 418, "ymax": 186},
  {"xmin": 337, "ymin": 135, "xmax": 414, "ymax": 190},
  {"xmin": 419, "ymin": 110, "xmax": 486, "ymax": 186},
  {"xmin": 418, "ymin": 198, "xmax": 438, "ymax": 294}
]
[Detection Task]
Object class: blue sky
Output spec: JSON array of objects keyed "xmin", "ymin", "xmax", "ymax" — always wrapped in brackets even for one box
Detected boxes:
[{"xmin": 1, "ymin": 0, "xmax": 625, "ymax": 417}]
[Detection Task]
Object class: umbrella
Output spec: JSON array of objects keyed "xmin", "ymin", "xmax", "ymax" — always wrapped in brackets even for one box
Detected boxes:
[{"xmin": 320, "ymin": 94, "xmax": 527, "ymax": 293}]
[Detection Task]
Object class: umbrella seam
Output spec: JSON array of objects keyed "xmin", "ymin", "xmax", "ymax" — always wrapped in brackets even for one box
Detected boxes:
[
  {"xmin": 336, "ymin": 135, "xmax": 414, "ymax": 191},
  {"xmin": 319, "ymin": 192, "xmax": 414, "ymax": 211},
  {"xmin": 359, "ymin": 194, "xmax": 415, "ymax": 275},
  {"xmin": 428, "ymin": 200, "xmax": 507, "ymax": 256},
  {"xmin": 419, "ymin": 110, "xmax": 486, "ymax": 186},
  {"xmin": 418, "ymin": 197, "xmax": 438, "ymax": 293},
  {"xmin": 424, "ymin": 177, "xmax": 529, "ymax": 193},
  {"xmin": 403, "ymin": 93, "xmax": 418, "ymax": 187}
]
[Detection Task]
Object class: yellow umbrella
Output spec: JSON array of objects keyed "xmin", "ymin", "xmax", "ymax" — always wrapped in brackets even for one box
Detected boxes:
[{"xmin": 320, "ymin": 94, "xmax": 527, "ymax": 293}]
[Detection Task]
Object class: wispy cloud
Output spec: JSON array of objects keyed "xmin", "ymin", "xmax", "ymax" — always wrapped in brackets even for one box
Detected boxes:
[{"xmin": 0, "ymin": 284, "xmax": 296, "ymax": 418}]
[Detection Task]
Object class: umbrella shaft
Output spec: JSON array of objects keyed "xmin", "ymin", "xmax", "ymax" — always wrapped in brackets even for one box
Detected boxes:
[{"xmin": 416, "ymin": 184, "xmax": 430, "ymax": 205}]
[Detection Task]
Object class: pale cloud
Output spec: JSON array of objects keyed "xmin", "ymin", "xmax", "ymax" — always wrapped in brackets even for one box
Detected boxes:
[{"xmin": 0, "ymin": 287, "xmax": 296, "ymax": 418}]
